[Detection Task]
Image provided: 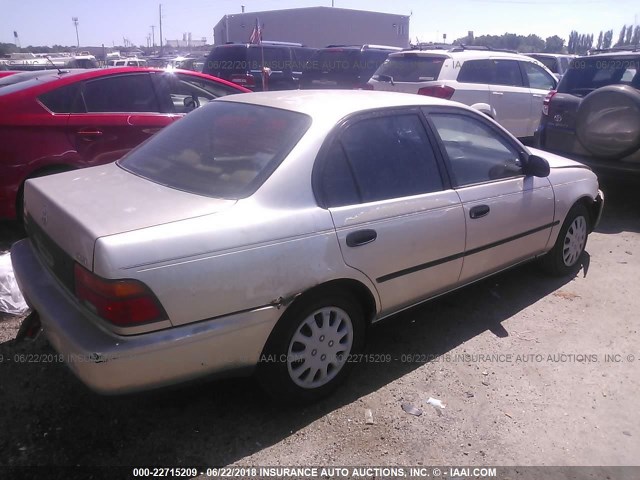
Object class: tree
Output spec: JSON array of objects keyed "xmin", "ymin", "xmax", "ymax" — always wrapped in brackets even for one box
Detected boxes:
[
  {"xmin": 603, "ymin": 30, "xmax": 613, "ymax": 48},
  {"xmin": 633, "ymin": 26, "xmax": 640, "ymax": 46},
  {"xmin": 625, "ymin": 25, "xmax": 633, "ymax": 45},
  {"xmin": 596, "ymin": 31, "xmax": 603, "ymax": 49},
  {"xmin": 545, "ymin": 35, "xmax": 565, "ymax": 53},
  {"xmin": 616, "ymin": 25, "xmax": 626, "ymax": 46},
  {"xmin": 567, "ymin": 30, "xmax": 579, "ymax": 53}
]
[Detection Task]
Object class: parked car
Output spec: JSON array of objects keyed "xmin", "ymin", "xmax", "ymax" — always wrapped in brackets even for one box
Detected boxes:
[
  {"xmin": 202, "ymin": 41, "xmax": 316, "ymax": 91},
  {"xmin": 0, "ymin": 67, "xmax": 248, "ymax": 221},
  {"xmin": 12, "ymin": 90, "xmax": 603, "ymax": 403},
  {"xmin": 537, "ymin": 50, "xmax": 640, "ymax": 176},
  {"xmin": 368, "ymin": 46, "xmax": 558, "ymax": 142},
  {"xmin": 525, "ymin": 53, "xmax": 576, "ymax": 81},
  {"xmin": 106, "ymin": 58, "xmax": 147, "ymax": 67},
  {"xmin": 299, "ymin": 44, "xmax": 401, "ymax": 90}
]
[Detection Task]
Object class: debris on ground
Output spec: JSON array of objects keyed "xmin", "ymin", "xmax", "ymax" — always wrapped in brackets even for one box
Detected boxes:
[
  {"xmin": 426, "ymin": 397, "xmax": 446, "ymax": 409},
  {"xmin": 401, "ymin": 403, "xmax": 422, "ymax": 416}
]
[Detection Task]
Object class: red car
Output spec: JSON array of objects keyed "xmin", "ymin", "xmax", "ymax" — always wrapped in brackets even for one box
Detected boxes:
[{"xmin": 0, "ymin": 67, "xmax": 249, "ymax": 221}]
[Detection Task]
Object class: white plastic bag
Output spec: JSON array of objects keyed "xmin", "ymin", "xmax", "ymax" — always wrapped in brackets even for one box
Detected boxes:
[{"xmin": 0, "ymin": 252, "xmax": 29, "ymax": 316}]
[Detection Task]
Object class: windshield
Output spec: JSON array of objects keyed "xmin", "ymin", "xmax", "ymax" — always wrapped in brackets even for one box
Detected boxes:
[
  {"xmin": 119, "ymin": 101, "xmax": 311, "ymax": 199},
  {"xmin": 559, "ymin": 56, "xmax": 640, "ymax": 95},
  {"xmin": 373, "ymin": 54, "xmax": 446, "ymax": 82},
  {"xmin": 529, "ymin": 55, "xmax": 559, "ymax": 74}
]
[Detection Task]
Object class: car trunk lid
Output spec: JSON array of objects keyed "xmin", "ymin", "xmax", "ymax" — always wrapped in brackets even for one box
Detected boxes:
[{"xmin": 23, "ymin": 163, "xmax": 236, "ymax": 278}]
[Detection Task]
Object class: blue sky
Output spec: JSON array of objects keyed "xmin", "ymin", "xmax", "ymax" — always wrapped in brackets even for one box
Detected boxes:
[{"xmin": 1, "ymin": 0, "xmax": 638, "ymax": 47}]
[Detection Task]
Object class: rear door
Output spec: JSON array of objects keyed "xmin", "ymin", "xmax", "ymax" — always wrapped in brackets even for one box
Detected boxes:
[
  {"xmin": 315, "ymin": 109, "xmax": 465, "ymax": 316},
  {"xmin": 426, "ymin": 108, "xmax": 555, "ymax": 283},
  {"xmin": 66, "ymin": 72, "xmax": 173, "ymax": 166},
  {"xmin": 488, "ymin": 59, "xmax": 532, "ymax": 138},
  {"xmin": 520, "ymin": 60, "xmax": 557, "ymax": 137}
]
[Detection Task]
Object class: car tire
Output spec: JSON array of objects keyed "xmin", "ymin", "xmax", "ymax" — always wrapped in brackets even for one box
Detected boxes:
[
  {"xmin": 257, "ymin": 291, "xmax": 365, "ymax": 404},
  {"xmin": 541, "ymin": 203, "xmax": 590, "ymax": 276},
  {"xmin": 575, "ymin": 85, "xmax": 640, "ymax": 159}
]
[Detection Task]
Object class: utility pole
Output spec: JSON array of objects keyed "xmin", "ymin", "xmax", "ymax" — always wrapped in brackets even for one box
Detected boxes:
[
  {"xmin": 159, "ymin": 4, "xmax": 164, "ymax": 56},
  {"xmin": 151, "ymin": 25, "xmax": 156, "ymax": 49},
  {"xmin": 72, "ymin": 17, "xmax": 80, "ymax": 48}
]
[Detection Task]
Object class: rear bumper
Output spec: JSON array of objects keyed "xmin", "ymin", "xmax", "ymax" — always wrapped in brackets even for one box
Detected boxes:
[{"xmin": 10, "ymin": 239, "xmax": 281, "ymax": 394}]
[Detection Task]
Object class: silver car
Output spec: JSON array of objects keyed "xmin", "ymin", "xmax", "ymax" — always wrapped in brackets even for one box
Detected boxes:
[{"xmin": 11, "ymin": 91, "xmax": 604, "ymax": 403}]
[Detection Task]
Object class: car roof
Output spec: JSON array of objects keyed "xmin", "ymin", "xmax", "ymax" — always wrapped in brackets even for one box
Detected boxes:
[
  {"xmin": 390, "ymin": 49, "xmax": 533, "ymax": 61},
  {"xmin": 217, "ymin": 89, "xmax": 466, "ymax": 123},
  {"xmin": 0, "ymin": 67, "xmax": 249, "ymax": 92},
  {"xmin": 580, "ymin": 51, "xmax": 640, "ymax": 58}
]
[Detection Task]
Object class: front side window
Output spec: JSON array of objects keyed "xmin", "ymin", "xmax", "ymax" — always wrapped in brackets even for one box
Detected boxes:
[
  {"xmin": 429, "ymin": 113, "xmax": 523, "ymax": 186},
  {"xmin": 81, "ymin": 74, "xmax": 158, "ymax": 113},
  {"xmin": 522, "ymin": 61, "xmax": 556, "ymax": 90},
  {"xmin": 119, "ymin": 101, "xmax": 311, "ymax": 199},
  {"xmin": 152, "ymin": 72, "xmax": 240, "ymax": 114},
  {"xmin": 319, "ymin": 114, "xmax": 443, "ymax": 207}
]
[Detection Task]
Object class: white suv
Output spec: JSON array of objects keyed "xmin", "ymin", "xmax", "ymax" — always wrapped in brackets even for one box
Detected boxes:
[{"xmin": 368, "ymin": 46, "xmax": 557, "ymax": 141}]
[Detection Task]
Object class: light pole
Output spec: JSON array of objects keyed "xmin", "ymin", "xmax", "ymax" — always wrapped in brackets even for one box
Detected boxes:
[{"xmin": 72, "ymin": 17, "xmax": 80, "ymax": 48}]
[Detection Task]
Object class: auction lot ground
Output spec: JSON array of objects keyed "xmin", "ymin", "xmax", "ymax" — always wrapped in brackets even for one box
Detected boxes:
[{"xmin": 0, "ymin": 177, "xmax": 638, "ymax": 473}]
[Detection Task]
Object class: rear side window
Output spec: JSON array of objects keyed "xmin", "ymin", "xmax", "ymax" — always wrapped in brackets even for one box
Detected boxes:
[
  {"xmin": 81, "ymin": 74, "xmax": 159, "ymax": 113},
  {"xmin": 38, "ymin": 83, "xmax": 81, "ymax": 113},
  {"xmin": 492, "ymin": 60, "xmax": 523, "ymax": 87},
  {"xmin": 374, "ymin": 55, "xmax": 445, "ymax": 82},
  {"xmin": 457, "ymin": 59, "xmax": 493, "ymax": 84},
  {"xmin": 319, "ymin": 114, "xmax": 443, "ymax": 207},
  {"xmin": 119, "ymin": 101, "xmax": 311, "ymax": 199}
]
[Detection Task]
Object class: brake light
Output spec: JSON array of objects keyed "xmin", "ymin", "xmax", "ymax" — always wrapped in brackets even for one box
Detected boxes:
[
  {"xmin": 230, "ymin": 74, "xmax": 256, "ymax": 88},
  {"xmin": 417, "ymin": 85, "xmax": 455, "ymax": 100},
  {"xmin": 74, "ymin": 263, "xmax": 167, "ymax": 327},
  {"xmin": 542, "ymin": 90, "xmax": 557, "ymax": 116}
]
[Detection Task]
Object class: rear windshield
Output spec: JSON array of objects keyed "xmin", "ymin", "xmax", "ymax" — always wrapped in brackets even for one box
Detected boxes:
[
  {"xmin": 559, "ymin": 56, "xmax": 640, "ymax": 95},
  {"xmin": 306, "ymin": 49, "xmax": 390, "ymax": 75},
  {"xmin": 0, "ymin": 74, "xmax": 60, "ymax": 95},
  {"xmin": 373, "ymin": 54, "xmax": 446, "ymax": 82},
  {"xmin": 118, "ymin": 101, "xmax": 311, "ymax": 199},
  {"xmin": 529, "ymin": 55, "xmax": 559, "ymax": 74}
]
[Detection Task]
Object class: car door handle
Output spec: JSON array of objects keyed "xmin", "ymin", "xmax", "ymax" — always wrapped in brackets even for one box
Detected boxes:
[
  {"xmin": 346, "ymin": 229, "xmax": 377, "ymax": 247},
  {"xmin": 77, "ymin": 128, "xmax": 103, "ymax": 140},
  {"xmin": 491, "ymin": 91, "xmax": 504, "ymax": 96},
  {"xmin": 469, "ymin": 205, "xmax": 490, "ymax": 219},
  {"xmin": 532, "ymin": 94, "xmax": 544, "ymax": 98}
]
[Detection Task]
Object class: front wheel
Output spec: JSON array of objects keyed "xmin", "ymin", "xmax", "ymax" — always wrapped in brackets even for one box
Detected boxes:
[
  {"xmin": 541, "ymin": 203, "xmax": 590, "ymax": 276},
  {"xmin": 257, "ymin": 292, "xmax": 365, "ymax": 403}
]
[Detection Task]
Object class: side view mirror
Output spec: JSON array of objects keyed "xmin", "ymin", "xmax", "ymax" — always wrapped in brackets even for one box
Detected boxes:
[{"xmin": 524, "ymin": 154, "xmax": 550, "ymax": 178}]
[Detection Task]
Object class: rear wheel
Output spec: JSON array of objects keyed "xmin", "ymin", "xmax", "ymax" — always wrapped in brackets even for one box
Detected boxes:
[
  {"xmin": 541, "ymin": 203, "xmax": 590, "ymax": 276},
  {"xmin": 258, "ymin": 292, "xmax": 365, "ymax": 403}
]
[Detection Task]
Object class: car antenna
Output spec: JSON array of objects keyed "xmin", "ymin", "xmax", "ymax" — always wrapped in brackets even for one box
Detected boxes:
[{"xmin": 44, "ymin": 55, "xmax": 64, "ymax": 75}]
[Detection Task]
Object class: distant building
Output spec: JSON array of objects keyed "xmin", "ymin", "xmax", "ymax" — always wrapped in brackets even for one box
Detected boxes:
[
  {"xmin": 166, "ymin": 33, "xmax": 207, "ymax": 49},
  {"xmin": 213, "ymin": 6, "xmax": 410, "ymax": 48}
]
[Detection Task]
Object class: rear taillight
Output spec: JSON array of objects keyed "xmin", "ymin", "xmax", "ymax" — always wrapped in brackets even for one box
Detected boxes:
[
  {"xmin": 230, "ymin": 74, "xmax": 256, "ymax": 88},
  {"xmin": 74, "ymin": 264, "xmax": 167, "ymax": 327},
  {"xmin": 542, "ymin": 90, "xmax": 557, "ymax": 116},
  {"xmin": 417, "ymin": 85, "xmax": 455, "ymax": 100}
]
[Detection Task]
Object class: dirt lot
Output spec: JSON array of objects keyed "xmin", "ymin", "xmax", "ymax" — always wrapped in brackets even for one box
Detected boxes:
[{"xmin": 0, "ymin": 177, "xmax": 638, "ymax": 476}]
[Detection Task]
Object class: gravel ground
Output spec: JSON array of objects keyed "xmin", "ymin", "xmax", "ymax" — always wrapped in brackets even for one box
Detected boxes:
[{"xmin": 0, "ymin": 177, "xmax": 638, "ymax": 478}]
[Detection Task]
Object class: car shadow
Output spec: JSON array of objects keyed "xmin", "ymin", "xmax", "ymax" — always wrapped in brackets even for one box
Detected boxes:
[
  {"xmin": 0, "ymin": 260, "xmax": 579, "ymax": 468},
  {"xmin": 594, "ymin": 176, "xmax": 640, "ymax": 234},
  {"xmin": 0, "ymin": 221, "xmax": 25, "ymax": 253}
]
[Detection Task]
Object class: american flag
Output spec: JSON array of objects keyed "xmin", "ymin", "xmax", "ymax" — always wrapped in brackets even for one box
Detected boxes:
[{"xmin": 249, "ymin": 18, "xmax": 262, "ymax": 44}]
